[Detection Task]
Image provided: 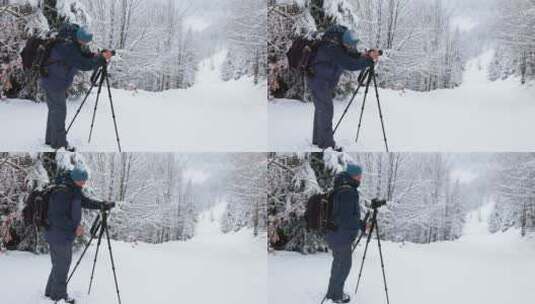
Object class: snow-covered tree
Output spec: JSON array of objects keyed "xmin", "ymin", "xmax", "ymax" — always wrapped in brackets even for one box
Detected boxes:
[
  {"xmin": 221, "ymin": 153, "xmax": 268, "ymax": 236},
  {"xmin": 489, "ymin": 0, "xmax": 535, "ymax": 84},
  {"xmin": 268, "ymin": 0, "xmax": 467, "ymax": 100},
  {"xmin": 222, "ymin": 0, "xmax": 267, "ymax": 84},
  {"xmin": 2, "ymin": 0, "xmax": 264, "ymax": 101},
  {"xmin": 268, "ymin": 152, "xmax": 476, "ymax": 253},
  {"xmin": 489, "ymin": 154, "xmax": 535, "ymax": 236}
]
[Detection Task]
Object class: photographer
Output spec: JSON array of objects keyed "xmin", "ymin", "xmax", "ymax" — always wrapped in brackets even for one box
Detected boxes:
[
  {"xmin": 308, "ymin": 26, "xmax": 380, "ymax": 151},
  {"xmin": 41, "ymin": 24, "xmax": 113, "ymax": 151},
  {"xmin": 325, "ymin": 163, "xmax": 366, "ymax": 303},
  {"xmin": 44, "ymin": 167, "xmax": 115, "ymax": 304}
]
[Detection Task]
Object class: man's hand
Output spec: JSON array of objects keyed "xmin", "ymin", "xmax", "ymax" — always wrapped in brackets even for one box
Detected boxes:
[
  {"xmin": 361, "ymin": 222, "xmax": 372, "ymax": 235},
  {"xmin": 368, "ymin": 49, "xmax": 381, "ymax": 62},
  {"xmin": 75, "ymin": 225, "xmax": 85, "ymax": 237},
  {"xmin": 102, "ymin": 50, "xmax": 113, "ymax": 61},
  {"xmin": 365, "ymin": 223, "xmax": 373, "ymax": 234}
]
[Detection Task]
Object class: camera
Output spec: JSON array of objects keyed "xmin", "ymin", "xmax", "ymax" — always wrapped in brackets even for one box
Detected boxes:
[
  {"xmin": 370, "ymin": 198, "xmax": 387, "ymax": 209},
  {"xmin": 100, "ymin": 201, "xmax": 116, "ymax": 211}
]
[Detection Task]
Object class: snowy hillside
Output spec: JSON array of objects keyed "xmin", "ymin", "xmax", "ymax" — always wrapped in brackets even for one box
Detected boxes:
[
  {"xmin": 0, "ymin": 204, "xmax": 267, "ymax": 304},
  {"xmin": 269, "ymin": 51, "xmax": 535, "ymax": 152},
  {"xmin": 0, "ymin": 52, "xmax": 267, "ymax": 152},
  {"xmin": 268, "ymin": 204, "xmax": 535, "ymax": 304}
]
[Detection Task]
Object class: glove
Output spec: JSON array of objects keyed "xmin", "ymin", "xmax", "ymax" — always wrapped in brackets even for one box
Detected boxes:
[{"xmin": 101, "ymin": 201, "xmax": 116, "ymax": 211}]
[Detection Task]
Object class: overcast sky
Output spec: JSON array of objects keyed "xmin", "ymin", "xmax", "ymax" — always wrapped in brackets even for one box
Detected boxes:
[{"xmin": 445, "ymin": 0, "xmax": 497, "ymax": 31}]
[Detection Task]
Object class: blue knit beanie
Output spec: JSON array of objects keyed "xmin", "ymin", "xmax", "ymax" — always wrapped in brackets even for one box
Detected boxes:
[
  {"xmin": 346, "ymin": 163, "xmax": 363, "ymax": 177},
  {"xmin": 76, "ymin": 26, "xmax": 93, "ymax": 43},
  {"xmin": 70, "ymin": 167, "xmax": 89, "ymax": 182},
  {"xmin": 342, "ymin": 29, "xmax": 360, "ymax": 47}
]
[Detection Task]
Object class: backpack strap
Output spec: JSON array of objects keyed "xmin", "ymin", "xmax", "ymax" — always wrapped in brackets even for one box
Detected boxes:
[
  {"xmin": 46, "ymin": 183, "xmax": 71, "ymax": 197},
  {"xmin": 333, "ymin": 184, "xmax": 354, "ymax": 194},
  {"xmin": 47, "ymin": 184, "xmax": 76, "ymax": 216},
  {"xmin": 330, "ymin": 184, "xmax": 357, "ymax": 209},
  {"xmin": 42, "ymin": 38, "xmax": 65, "ymax": 67}
]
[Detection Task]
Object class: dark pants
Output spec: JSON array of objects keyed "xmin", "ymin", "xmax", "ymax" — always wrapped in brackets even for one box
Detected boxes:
[
  {"xmin": 45, "ymin": 242, "xmax": 73, "ymax": 301},
  {"xmin": 45, "ymin": 88, "xmax": 68, "ymax": 148},
  {"xmin": 310, "ymin": 79, "xmax": 335, "ymax": 148},
  {"xmin": 327, "ymin": 243, "xmax": 353, "ymax": 300}
]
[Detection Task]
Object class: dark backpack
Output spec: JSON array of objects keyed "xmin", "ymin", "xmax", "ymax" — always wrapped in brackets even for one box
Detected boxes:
[
  {"xmin": 304, "ymin": 191, "xmax": 333, "ymax": 231},
  {"xmin": 20, "ymin": 23, "xmax": 80, "ymax": 76},
  {"xmin": 287, "ymin": 25, "xmax": 349, "ymax": 75},
  {"xmin": 287, "ymin": 37, "xmax": 321, "ymax": 74},
  {"xmin": 304, "ymin": 184, "xmax": 353, "ymax": 232},
  {"xmin": 22, "ymin": 184, "xmax": 61, "ymax": 228}
]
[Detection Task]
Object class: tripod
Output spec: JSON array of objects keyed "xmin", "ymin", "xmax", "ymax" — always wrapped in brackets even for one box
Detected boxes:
[
  {"xmin": 67, "ymin": 210, "xmax": 122, "ymax": 304},
  {"xmin": 65, "ymin": 63, "xmax": 122, "ymax": 152},
  {"xmin": 332, "ymin": 64, "xmax": 389, "ymax": 152},
  {"xmin": 351, "ymin": 206, "xmax": 390, "ymax": 304}
]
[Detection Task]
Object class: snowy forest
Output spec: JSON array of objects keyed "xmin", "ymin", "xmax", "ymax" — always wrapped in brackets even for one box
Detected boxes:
[
  {"xmin": 268, "ymin": 0, "xmax": 535, "ymax": 99},
  {"xmin": 0, "ymin": 152, "xmax": 267, "ymax": 253},
  {"xmin": 0, "ymin": 0, "xmax": 266, "ymax": 101},
  {"xmin": 268, "ymin": 152, "xmax": 535, "ymax": 253}
]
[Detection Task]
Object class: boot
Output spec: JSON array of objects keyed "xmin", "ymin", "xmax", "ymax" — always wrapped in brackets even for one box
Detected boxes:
[
  {"xmin": 332, "ymin": 293, "xmax": 351, "ymax": 303},
  {"xmin": 64, "ymin": 144, "xmax": 76, "ymax": 152},
  {"xmin": 53, "ymin": 142, "xmax": 76, "ymax": 152},
  {"xmin": 57, "ymin": 296, "xmax": 76, "ymax": 304},
  {"xmin": 320, "ymin": 144, "xmax": 343, "ymax": 152}
]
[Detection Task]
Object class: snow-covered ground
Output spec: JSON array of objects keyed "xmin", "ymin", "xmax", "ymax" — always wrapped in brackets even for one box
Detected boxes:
[
  {"xmin": 269, "ymin": 51, "xmax": 535, "ymax": 151},
  {"xmin": 0, "ymin": 51, "xmax": 267, "ymax": 152},
  {"xmin": 268, "ymin": 204, "xmax": 535, "ymax": 304},
  {"xmin": 0, "ymin": 204, "xmax": 267, "ymax": 304}
]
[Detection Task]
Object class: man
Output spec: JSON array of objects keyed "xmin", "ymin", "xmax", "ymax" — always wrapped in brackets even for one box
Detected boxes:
[
  {"xmin": 44, "ymin": 167, "xmax": 115, "ymax": 304},
  {"xmin": 308, "ymin": 27, "xmax": 381, "ymax": 151},
  {"xmin": 41, "ymin": 25, "xmax": 113, "ymax": 151},
  {"xmin": 325, "ymin": 163, "xmax": 366, "ymax": 303}
]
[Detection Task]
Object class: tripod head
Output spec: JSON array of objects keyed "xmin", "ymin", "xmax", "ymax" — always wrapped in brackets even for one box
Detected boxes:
[
  {"xmin": 90, "ymin": 49, "xmax": 115, "ymax": 83},
  {"xmin": 88, "ymin": 209, "xmax": 112, "ymax": 237},
  {"xmin": 89, "ymin": 64, "xmax": 108, "ymax": 85},
  {"xmin": 370, "ymin": 198, "xmax": 387, "ymax": 210},
  {"xmin": 360, "ymin": 199, "xmax": 386, "ymax": 229}
]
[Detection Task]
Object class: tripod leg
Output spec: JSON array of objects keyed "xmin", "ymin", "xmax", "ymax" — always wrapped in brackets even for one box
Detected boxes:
[
  {"xmin": 88, "ymin": 225, "xmax": 105, "ymax": 295},
  {"xmin": 104, "ymin": 224, "xmax": 122, "ymax": 304},
  {"xmin": 333, "ymin": 69, "xmax": 369, "ymax": 136},
  {"xmin": 354, "ymin": 219, "xmax": 376, "ymax": 295},
  {"xmin": 374, "ymin": 222, "xmax": 391, "ymax": 304},
  {"xmin": 355, "ymin": 70, "xmax": 374, "ymax": 145},
  {"xmin": 372, "ymin": 73, "xmax": 389, "ymax": 152},
  {"xmin": 66, "ymin": 76, "xmax": 99, "ymax": 135},
  {"xmin": 352, "ymin": 211, "xmax": 371, "ymax": 253},
  {"xmin": 88, "ymin": 73, "xmax": 105, "ymax": 144},
  {"xmin": 67, "ymin": 222, "xmax": 101, "ymax": 284},
  {"xmin": 351, "ymin": 230, "xmax": 366, "ymax": 253},
  {"xmin": 104, "ymin": 74, "xmax": 122, "ymax": 152}
]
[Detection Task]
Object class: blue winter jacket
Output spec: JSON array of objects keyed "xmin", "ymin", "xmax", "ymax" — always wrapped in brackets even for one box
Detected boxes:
[
  {"xmin": 40, "ymin": 41, "xmax": 105, "ymax": 91},
  {"xmin": 44, "ymin": 178, "xmax": 104, "ymax": 245},
  {"xmin": 325, "ymin": 172, "xmax": 364, "ymax": 247},
  {"xmin": 309, "ymin": 42, "xmax": 373, "ymax": 89}
]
